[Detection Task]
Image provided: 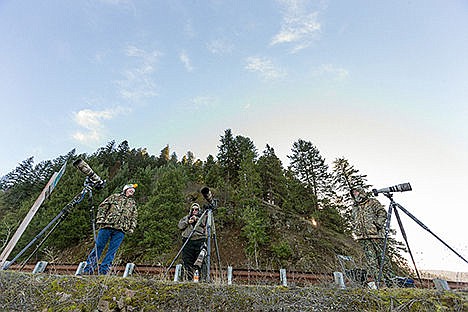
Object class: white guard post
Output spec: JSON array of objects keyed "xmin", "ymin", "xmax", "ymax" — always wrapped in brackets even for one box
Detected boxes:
[
  {"xmin": 433, "ymin": 278, "xmax": 451, "ymax": 291},
  {"xmin": 32, "ymin": 261, "xmax": 48, "ymax": 274},
  {"xmin": 333, "ymin": 271, "xmax": 346, "ymax": 289},
  {"xmin": 123, "ymin": 263, "xmax": 135, "ymax": 277},
  {"xmin": 280, "ymin": 268, "xmax": 287, "ymax": 287},
  {"xmin": 173, "ymin": 264, "xmax": 182, "ymax": 282},
  {"xmin": 75, "ymin": 261, "xmax": 87, "ymax": 275}
]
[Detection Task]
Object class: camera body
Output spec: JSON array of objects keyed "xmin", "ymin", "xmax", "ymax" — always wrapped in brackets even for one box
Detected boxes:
[{"xmin": 200, "ymin": 186, "xmax": 218, "ymax": 210}]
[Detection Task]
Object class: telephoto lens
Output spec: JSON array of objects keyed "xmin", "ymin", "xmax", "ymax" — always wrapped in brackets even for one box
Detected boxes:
[
  {"xmin": 372, "ymin": 183, "xmax": 412, "ymax": 196},
  {"xmin": 73, "ymin": 159, "xmax": 106, "ymax": 189}
]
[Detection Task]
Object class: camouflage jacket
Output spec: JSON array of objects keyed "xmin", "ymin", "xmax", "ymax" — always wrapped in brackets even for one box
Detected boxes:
[
  {"xmin": 178, "ymin": 211, "xmax": 207, "ymax": 241},
  {"xmin": 96, "ymin": 193, "xmax": 138, "ymax": 234},
  {"xmin": 352, "ymin": 197, "xmax": 387, "ymax": 240}
]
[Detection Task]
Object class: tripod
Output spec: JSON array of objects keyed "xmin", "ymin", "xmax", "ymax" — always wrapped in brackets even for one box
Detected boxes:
[
  {"xmin": 377, "ymin": 192, "xmax": 468, "ymax": 288},
  {"xmin": 2, "ymin": 179, "xmax": 99, "ymax": 271},
  {"xmin": 165, "ymin": 190, "xmax": 221, "ymax": 282}
]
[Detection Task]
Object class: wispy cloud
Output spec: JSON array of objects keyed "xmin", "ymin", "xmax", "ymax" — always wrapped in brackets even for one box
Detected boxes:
[
  {"xmin": 190, "ymin": 96, "xmax": 217, "ymax": 109},
  {"xmin": 117, "ymin": 45, "xmax": 161, "ymax": 102},
  {"xmin": 314, "ymin": 64, "xmax": 349, "ymax": 80},
  {"xmin": 245, "ymin": 56, "xmax": 286, "ymax": 81},
  {"xmin": 72, "ymin": 107, "xmax": 128, "ymax": 144},
  {"xmin": 206, "ymin": 39, "xmax": 234, "ymax": 55},
  {"xmin": 179, "ymin": 51, "xmax": 194, "ymax": 72},
  {"xmin": 271, "ymin": 0, "xmax": 321, "ymax": 53}
]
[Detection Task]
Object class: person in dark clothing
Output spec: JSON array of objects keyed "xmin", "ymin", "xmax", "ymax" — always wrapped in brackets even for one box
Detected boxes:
[{"xmin": 178, "ymin": 202, "xmax": 207, "ymax": 281}]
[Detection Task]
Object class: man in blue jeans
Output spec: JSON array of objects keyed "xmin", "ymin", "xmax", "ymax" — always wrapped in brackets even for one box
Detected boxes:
[{"xmin": 83, "ymin": 183, "xmax": 138, "ymax": 275}]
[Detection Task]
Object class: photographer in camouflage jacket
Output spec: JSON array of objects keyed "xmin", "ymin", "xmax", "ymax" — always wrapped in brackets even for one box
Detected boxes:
[
  {"xmin": 351, "ymin": 188, "xmax": 391, "ymax": 282},
  {"xmin": 83, "ymin": 183, "xmax": 138, "ymax": 275},
  {"xmin": 178, "ymin": 202, "xmax": 207, "ymax": 280}
]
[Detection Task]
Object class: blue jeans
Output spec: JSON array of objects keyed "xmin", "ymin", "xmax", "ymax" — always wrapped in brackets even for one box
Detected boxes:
[{"xmin": 84, "ymin": 228, "xmax": 125, "ymax": 275}]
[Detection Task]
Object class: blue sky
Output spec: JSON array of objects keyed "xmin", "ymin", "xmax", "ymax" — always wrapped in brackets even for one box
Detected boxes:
[{"xmin": 1, "ymin": 1, "xmax": 467, "ymax": 273}]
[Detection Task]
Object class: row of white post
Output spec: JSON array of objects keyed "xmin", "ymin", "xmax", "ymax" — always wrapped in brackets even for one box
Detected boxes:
[
  {"xmin": 24, "ymin": 261, "xmax": 136, "ymax": 277},
  {"xmin": 173, "ymin": 264, "xmax": 288, "ymax": 286},
  {"xmin": 29, "ymin": 261, "xmax": 287, "ymax": 285},
  {"xmin": 24, "ymin": 261, "xmax": 452, "ymax": 291}
]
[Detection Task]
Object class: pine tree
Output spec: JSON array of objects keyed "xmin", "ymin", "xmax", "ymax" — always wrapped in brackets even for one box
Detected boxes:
[
  {"xmin": 182, "ymin": 151, "xmax": 203, "ymax": 183},
  {"xmin": 116, "ymin": 140, "xmax": 130, "ymax": 165},
  {"xmin": 332, "ymin": 157, "xmax": 370, "ymax": 206},
  {"xmin": 127, "ymin": 165, "xmax": 187, "ymax": 262},
  {"xmin": 236, "ymin": 152, "xmax": 267, "ymax": 268},
  {"xmin": 156, "ymin": 145, "xmax": 171, "ymax": 167},
  {"xmin": 0, "ymin": 157, "xmax": 55, "ymax": 207},
  {"xmin": 94, "ymin": 140, "xmax": 117, "ymax": 168},
  {"xmin": 217, "ymin": 129, "xmax": 237, "ymax": 184},
  {"xmin": 283, "ymin": 169, "xmax": 316, "ymax": 215},
  {"xmin": 217, "ymin": 129, "xmax": 257, "ymax": 185},
  {"xmin": 287, "ymin": 139, "xmax": 334, "ymax": 209},
  {"xmin": 257, "ymin": 144, "xmax": 286, "ymax": 206},
  {"xmin": 203, "ymin": 155, "xmax": 220, "ymax": 187}
]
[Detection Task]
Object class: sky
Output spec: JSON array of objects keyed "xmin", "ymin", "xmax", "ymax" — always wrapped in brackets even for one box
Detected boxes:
[{"xmin": 0, "ymin": 0, "xmax": 467, "ymax": 274}]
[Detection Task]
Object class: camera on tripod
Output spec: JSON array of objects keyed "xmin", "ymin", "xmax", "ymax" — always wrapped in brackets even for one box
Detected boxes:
[
  {"xmin": 201, "ymin": 186, "xmax": 217, "ymax": 209},
  {"xmin": 372, "ymin": 183, "xmax": 412, "ymax": 196},
  {"xmin": 73, "ymin": 159, "xmax": 106, "ymax": 190}
]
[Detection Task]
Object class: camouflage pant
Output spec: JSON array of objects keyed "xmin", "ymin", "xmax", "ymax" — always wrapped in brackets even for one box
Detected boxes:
[{"xmin": 358, "ymin": 239, "xmax": 393, "ymax": 282}]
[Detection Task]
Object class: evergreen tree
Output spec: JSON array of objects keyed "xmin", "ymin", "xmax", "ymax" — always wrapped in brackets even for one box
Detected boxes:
[
  {"xmin": 282, "ymin": 169, "xmax": 316, "ymax": 215},
  {"xmin": 332, "ymin": 157, "xmax": 370, "ymax": 206},
  {"xmin": 0, "ymin": 157, "xmax": 55, "ymax": 207},
  {"xmin": 217, "ymin": 129, "xmax": 237, "ymax": 184},
  {"xmin": 128, "ymin": 165, "xmax": 187, "ymax": 263},
  {"xmin": 236, "ymin": 152, "xmax": 267, "ymax": 268},
  {"xmin": 181, "ymin": 151, "xmax": 203, "ymax": 183},
  {"xmin": 203, "ymin": 155, "xmax": 220, "ymax": 187},
  {"xmin": 217, "ymin": 129, "xmax": 257, "ymax": 185},
  {"xmin": 156, "ymin": 145, "xmax": 171, "ymax": 167},
  {"xmin": 288, "ymin": 139, "xmax": 334, "ymax": 209},
  {"xmin": 117, "ymin": 140, "xmax": 130, "ymax": 161},
  {"xmin": 94, "ymin": 140, "xmax": 117, "ymax": 168},
  {"xmin": 170, "ymin": 152, "xmax": 178, "ymax": 165},
  {"xmin": 257, "ymin": 144, "xmax": 287, "ymax": 206}
]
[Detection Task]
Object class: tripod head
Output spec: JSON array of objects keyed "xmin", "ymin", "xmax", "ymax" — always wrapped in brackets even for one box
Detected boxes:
[{"xmin": 83, "ymin": 176, "xmax": 106, "ymax": 191}]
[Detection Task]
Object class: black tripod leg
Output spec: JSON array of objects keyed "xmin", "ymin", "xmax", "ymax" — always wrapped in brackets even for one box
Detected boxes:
[
  {"xmin": 211, "ymin": 221, "xmax": 222, "ymax": 281},
  {"xmin": 3, "ymin": 188, "xmax": 88, "ymax": 271},
  {"xmin": 19, "ymin": 212, "xmax": 69, "ymax": 269},
  {"xmin": 5, "ymin": 208, "xmax": 69, "ymax": 270},
  {"xmin": 393, "ymin": 207, "xmax": 422, "ymax": 285},
  {"xmin": 206, "ymin": 219, "xmax": 212, "ymax": 283},
  {"xmin": 87, "ymin": 191, "xmax": 100, "ymax": 275},
  {"xmin": 395, "ymin": 202, "xmax": 468, "ymax": 265}
]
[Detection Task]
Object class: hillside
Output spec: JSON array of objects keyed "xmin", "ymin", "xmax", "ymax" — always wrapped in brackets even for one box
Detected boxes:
[
  {"xmin": 54, "ymin": 199, "xmax": 363, "ymax": 274},
  {"xmin": 1, "ymin": 135, "xmax": 410, "ymax": 277}
]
